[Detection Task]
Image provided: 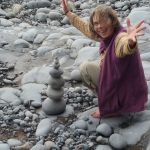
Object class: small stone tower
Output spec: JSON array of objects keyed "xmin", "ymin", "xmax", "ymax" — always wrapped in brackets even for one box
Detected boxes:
[{"xmin": 42, "ymin": 57, "xmax": 66, "ymax": 115}]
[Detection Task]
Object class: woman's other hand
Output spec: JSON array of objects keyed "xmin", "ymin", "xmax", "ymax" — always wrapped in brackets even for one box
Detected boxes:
[
  {"xmin": 61, "ymin": 0, "xmax": 70, "ymax": 15},
  {"xmin": 126, "ymin": 18, "xmax": 145, "ymax": 48}
]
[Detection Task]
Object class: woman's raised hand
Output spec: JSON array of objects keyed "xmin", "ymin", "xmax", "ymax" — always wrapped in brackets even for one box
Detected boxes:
[
  {"xmin": 61, "ymin": 0, "xmax": 70, "ymax": 15},
  {"xmin": 126, "ymin": 18, "xmax": 145, "ymax": 48}
]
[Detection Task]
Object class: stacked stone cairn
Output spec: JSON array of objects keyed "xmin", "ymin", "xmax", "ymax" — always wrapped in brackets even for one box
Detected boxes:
[{"xmin": 42, "ymin": 57, "xmax": 66, "ymax": 115}]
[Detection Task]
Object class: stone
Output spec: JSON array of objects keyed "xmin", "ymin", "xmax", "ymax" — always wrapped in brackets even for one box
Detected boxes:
[
  {"xmin": 109, "ymin": 133, "xmax": 127, "ymax": 149},
  {"xmin": 96, "ymin": 123, "xmax": 113, "ymax": 137},
  {"xmin": 49, "ymin": 68, "xmax": 63, "ymax": 78},
  {"xmin": 0, "ymin": 18, "xmax": 13, "ymax": 27},
  {"xmin": 22, "ymin": 28, "xmax": 38, "ymax": 43},
  {"xmin": 14, "ymin": 39, "xmax": 30, "ymax": 48},
  {"xmin": 0, "ymin": 143, "xmax": 10, "ymax": 150},
  {"xmin": 96, "ymin": 136, "xmax": 109, "ymax": 144},
  {"xmin": 70, "ymin": 69, "xmax": 82, "ymax": 81},
  {"xmin": 48, "ymin": 11, "xmax": 62, "ymax": 20},
  {"xmin": 30, "ymin": 144, "xmax": 48, "ymax": 150},
  {"xmin": 44, "ymin": 141, "xmax": 59, "ymax": 150},
  {"xmin": 96, "ymin": 145, "xmax": 112, "ymax": 150},
  {"xmin": 74, "ymin": 120, "xmax": 88, "ymax": 130},
  {"xmin": 47, "ymin": 86, "xmax": 64, "ymax": 100},
  {"xmin": 36, "ymin": 118, "xmax": 52, "ymax": 137},
  {"xmin": 33, "ymin": 34, "xmax": 46, "ymax": 44},
  {"xmin": 35, "ymin": 13, "xmax": 48, "ymax": 22},
  {"xmin": 14, "ymin": 142, "xmax": 33, "ymax": 150},
  {"xmin": 48, "ymin": 76, "xmax": 64, "ymax": 89},
  {"xmin": 42, "ymin": 57, "xmax": 66, "ymax": 115},
  {"xmin": 7, "ymin": 139, "xmax": 22, "ymax": 147},
  {"xmin": 42, "ymin": 97, "xmax": 66, "ymax": 115}
]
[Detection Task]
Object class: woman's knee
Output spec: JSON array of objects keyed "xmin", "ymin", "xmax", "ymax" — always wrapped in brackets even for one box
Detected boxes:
[{"xmin": 79, "ymin": 62, "xmax": 92, "ymax": 74}]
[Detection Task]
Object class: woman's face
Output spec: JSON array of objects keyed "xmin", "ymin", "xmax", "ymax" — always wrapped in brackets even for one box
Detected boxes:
[{"xmin": 93, "ymin": 14, "xmax": 114, "ymax": 38}]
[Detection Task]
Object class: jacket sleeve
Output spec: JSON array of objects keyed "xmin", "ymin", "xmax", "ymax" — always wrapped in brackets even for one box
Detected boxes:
[
  {"xmin": 67, "ymin": 12, "xmax": 99, "ymax": 42},
  {"xmin": 115, "ymin": 32, "xmax": 137, "ymax": 58}
]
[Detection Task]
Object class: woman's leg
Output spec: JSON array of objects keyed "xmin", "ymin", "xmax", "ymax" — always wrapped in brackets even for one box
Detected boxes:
[
  {"xmin": 79, "ymin": 62, "xmax": 119, "ymax": 118},
  {"xmin": 80, "ymin": 62, "xmax": 101, "ymax": 118},
  {"xmin": 79, "ymin": 62, "xmax": 100, "ymax": 90}
]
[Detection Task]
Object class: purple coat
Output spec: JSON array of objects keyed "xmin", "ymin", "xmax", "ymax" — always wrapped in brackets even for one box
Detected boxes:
[{"xmin": 97, "ymin": 27, "xmax": 148, "ymax": 117}]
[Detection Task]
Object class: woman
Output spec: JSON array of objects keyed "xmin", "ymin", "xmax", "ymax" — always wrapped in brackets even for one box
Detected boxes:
[{"xmin": 61, "ymin": 0, "xmax": 148, "ymax": 118}]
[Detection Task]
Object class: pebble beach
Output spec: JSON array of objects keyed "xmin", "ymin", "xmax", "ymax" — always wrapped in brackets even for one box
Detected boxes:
[{"xmin": 0, "ymin": 0, "xmax": 150, "ymax": 149}]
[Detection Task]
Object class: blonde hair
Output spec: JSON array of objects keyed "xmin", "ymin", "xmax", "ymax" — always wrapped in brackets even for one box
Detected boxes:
[{"xmin": 89, "ymin": 4, "xmax": 120, "ymax": 39}]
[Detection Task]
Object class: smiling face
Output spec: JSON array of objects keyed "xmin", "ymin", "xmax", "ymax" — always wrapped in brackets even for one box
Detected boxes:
[
  {"xmin": 89, "ymin": 5, "xmax": 120, "ymax": 39},
  {"xmin": 92, "ymin": 15, "xmax": 114, "ymax": 38}
]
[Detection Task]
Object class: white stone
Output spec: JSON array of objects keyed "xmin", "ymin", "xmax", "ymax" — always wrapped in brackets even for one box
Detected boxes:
[
  {"xmin": 70, "ymin": 69, "xmax": 81, "ymax": 81},
  {"xmin": 44, "ymin": 141, "xmax": 58, "ymax": 150},
  {"xmin": 33, "ymin": 34, "xmax": 46, "ymax": 44},
  {"xmin": 96, "ymin": 145, "xmax": 112, "ymax": 150},
  {"xmin": 74, "ymin": 46, "xmax": 99, "ymax": 66},
  {"xmin": 61, "ymin": 27, "xmax": 82, "ymax": 35},
  {"xmin": 7, "ymin": 139, "xmax": 22, "ymax": 147},
  {"xmin": 14, "ymin": 39, "xmax": 30, "ymax": 48},
  {"xmin": 36, "ymin": 118, "xmax": 52, "ymax": 137},
  {"xmin": 141, "ymin": 52, "xmax": 150, "ymax": 61},
  {"xmin": 128, "ymin": 7, "xmax": 150, "ymax": 25},
  {"xmin": 21, "ymin": 66, "xmax": 51, "ymax": 84},
  {"xmin": 48, "ymin": 11, "xmax": 62, "ymax": 20},
  {"xmin": 30, "ymin": 144, "xmax": 48, "ymax": 150},
  {"xmin": 109, "ymin": 133, "xmax": 127, "ymax": 149},
  {"xmin": 20, "ymin": 83, "xmax": 46, "ymax": 106},
  {"xmin": 0, "ymin": 18, "xmax": 13, "ymax": 27},
  {"xmin": 96, "ymin": 123, "xmax": 113, "ymax": 137},
  {"xmin": 36, "ymin": 46, "xmax": 52, "ymax": 56},
  {"xmin": 22, "ymin": 28, "xmax": 38, "ymax": 42},
  {"xmin": 0, "ymin": 143, "xmax": 10, "ymax": 150},
  {"xmin": 42, "ymin": 97, "xmax": 66, "ymax": 115},
  {"xmin": 0, "ymin": 87, "xmax": 21, "ymax": 106},
  {"xmin": 73, "ymin": 120, "xmax": 88, "ymax": 130}
]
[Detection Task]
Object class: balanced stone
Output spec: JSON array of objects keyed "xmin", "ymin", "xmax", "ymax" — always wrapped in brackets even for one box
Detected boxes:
[
  {"xmin": 49, "ymin": 57, "xmax": 63, "ymax": 78},
  {"xmin": 47, "ymin": 86, "xmax": 64, "ymax": 100},
  {"xmin": 42, "ymin": 57, "xmax": 66, "ymax": 115},
  {"xmin": 48, "ymin": 76, "xmax": 64, "ymax": 90},
  {"xmin": 49, "ymin": 68, "xmax": 63, "ymax": 78},
  {"xmin": 42, "ymin": 97, "xmax": 66, "ymax": 115}
]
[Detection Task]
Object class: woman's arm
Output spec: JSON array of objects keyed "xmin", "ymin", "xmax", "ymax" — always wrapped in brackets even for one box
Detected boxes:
[
  {"xmin": 61, "ymin": 0, "xmax": 99, "ymax": 42},
  {"xmin": 115, "ymin": 18, "xmax": 145, "ymax": 58},
  {"xmin": 115, "ymin": 32, "xmax": 137, "ymax": 58},
  {"xmin": 67, "ymin": 12, "xmax": 99, "ymax": 41}
]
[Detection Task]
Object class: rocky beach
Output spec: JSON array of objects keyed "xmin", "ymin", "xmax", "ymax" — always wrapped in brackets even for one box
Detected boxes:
[{"xmin": 0, "ymin": 0, "xmax": 150, "ymax": 149}]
